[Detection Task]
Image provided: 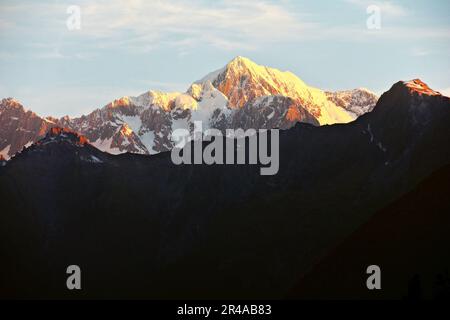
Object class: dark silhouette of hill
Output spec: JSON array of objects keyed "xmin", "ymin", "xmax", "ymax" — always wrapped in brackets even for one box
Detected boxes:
[
  {"xmin": 287, "ymin": 164, "xmax": 450, "ymax": 300},
  {"xmin": 0, "ymin": 81, "xmax": 449, "ymax": 299}
]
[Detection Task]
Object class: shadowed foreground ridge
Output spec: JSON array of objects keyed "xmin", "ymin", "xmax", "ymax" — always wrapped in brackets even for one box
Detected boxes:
[
  {"xmin": 288, "ymin": 164, "xmax": 450, "ymax": 300},
  {"xmin": 0, "ymin": 80, "xmax": 449, "ymax": 299}
]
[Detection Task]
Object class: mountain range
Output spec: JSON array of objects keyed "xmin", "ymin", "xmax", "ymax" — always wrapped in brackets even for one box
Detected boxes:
[
  {"xmin": 0, "ymin": 77, "xmax": 448, "ymax": 299},
  {"xmin": 0, "ymin": 56, "xmax": 378, "ymax": 160}
]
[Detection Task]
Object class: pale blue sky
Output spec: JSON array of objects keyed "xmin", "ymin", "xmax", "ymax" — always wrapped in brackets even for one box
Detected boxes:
[{"xmin": 0, "ymin": 0, "xmax": 449, "ymax": 117}]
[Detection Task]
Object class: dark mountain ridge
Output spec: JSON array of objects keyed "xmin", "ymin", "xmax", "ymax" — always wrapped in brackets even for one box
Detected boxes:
[
  {"xmin": 0, "ymin": 80, "xmax": 449, "ymax": 299},
  {"xmin": 288, "ymin": 163, "xmax": 450, "ymax": 300}
]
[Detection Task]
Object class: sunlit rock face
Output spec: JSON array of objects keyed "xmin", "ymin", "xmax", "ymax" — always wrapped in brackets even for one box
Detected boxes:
[
  {"xmin": 0, "ymin": 98, "xmax": 56, "ymax": 160},
  {"xmin": 403, "ymin": 79, "xmax": 442, "ymax": 96},
  {"xmin": 206, "ymin": 56, "xmax": 357, "ymax": 124},
  {"xmin": 230, "ymin": 95, "xmax": 319, "ymax": 131},
  {"xmin": 0, "ymin": 57, "xmax": 378, "ymax": 158}
]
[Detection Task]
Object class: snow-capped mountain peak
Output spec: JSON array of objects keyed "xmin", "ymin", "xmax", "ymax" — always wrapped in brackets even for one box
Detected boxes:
[
  {"xmin": 196, "ymin": 56, "xmax": 355, "ymax": 125},
  {"xmin": 0, "ymin": 57, "xmax": 382, "ymax": 159},
  {"xmin": 325, "ymin": 88, "xmax": 379, "ymax": 118},
  {"xmin": 1, "ymin": 97, "xmax": 23, "ymax": 109}
]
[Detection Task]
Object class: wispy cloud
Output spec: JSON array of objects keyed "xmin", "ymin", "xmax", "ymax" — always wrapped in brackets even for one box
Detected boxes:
[
  {"xmin": 322, "ymin": 25, "xmax": 450, "ymax": 42},
  {"xmin": 0, "ymin": 0, "xmax": 310, "ymax": 52},
  {"xmin": 346, "ymin": 0, "xmax": 409, "ymax": 17},
  {"xmin": 0, "ymin": 0, "xmax": 447, "ymax": 56},
  {"xmin": 79, "ymin": 0, "xmax": 313, "ymax": 51}
]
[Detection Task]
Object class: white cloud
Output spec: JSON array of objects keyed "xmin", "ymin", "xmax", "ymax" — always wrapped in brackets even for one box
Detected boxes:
[
  {"xmin": 18, "ymin": 0, "xmax": 309, "ymax": 52},
  {"xmin": 1, "ymin": 0, "xmax": 447, "ymax": 55},
  {"xmin": 346, "ymin": 0, "xmax": 409, "ymax": 17},
  {"xmin": 72, "ymin": 0, "xmax": 447, "ymax": 49},
  {"xmin": 0, "ymin": 0, "xmax": 314, "ymax": 53}
]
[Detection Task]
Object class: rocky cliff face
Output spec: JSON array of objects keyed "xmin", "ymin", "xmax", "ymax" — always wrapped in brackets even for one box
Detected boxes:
[{"xmin": 0, "ymin": 98, "xmax": 56, "ymax": 160}]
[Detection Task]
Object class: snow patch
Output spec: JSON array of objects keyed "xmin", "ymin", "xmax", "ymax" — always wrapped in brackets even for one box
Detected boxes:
[
  {"xmin": 120, "ymin": 115, "xmax": 142, "ymax": 133},
  {"xmin": 195, "ymin": 66, "xmax": 226, "ymax": 84},
  {"xmin": 89, "ymin": 155, "xmax": 103, "ymax": 163},
  {"xmin": 140, "ymin": 131, "xmax": 156, "ymax": 154},
  {"xmin": 24, "ymin": 141, "xmax": 33, "ymax": 149},
  {"xmin": 81, "ymin": 154, "xmax": 103, "ymax": 163},
  {"xmin": 0, "ymin": 145, "xmax": 11, "ymax": 160},
  {"xmin": 92, "ymin": 137, "xmax": 122, "ymax": 155},
  {"xmin": 367, "ymin": 124, "xmax": 374, "ymax": 143}
]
